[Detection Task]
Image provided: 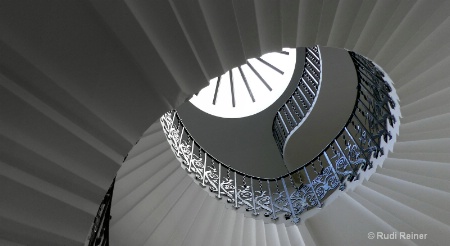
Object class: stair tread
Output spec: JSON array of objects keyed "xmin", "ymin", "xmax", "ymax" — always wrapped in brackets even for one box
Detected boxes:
[{"xmin": 356, "ymin": 183, "xmax": 447, "ymax": 245}]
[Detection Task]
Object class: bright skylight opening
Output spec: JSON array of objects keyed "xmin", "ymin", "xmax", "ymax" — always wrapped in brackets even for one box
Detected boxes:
[{"xmin": 190, "ymin": 48, "xmax": 296, "ymax": 118}]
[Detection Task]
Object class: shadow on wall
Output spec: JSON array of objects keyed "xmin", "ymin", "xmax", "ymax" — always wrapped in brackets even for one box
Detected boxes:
[
  {"xmin": 176, "ymin": 48, "xmax": 306, "ymax": 178},
  {"xmin": 283, "ymin": 47, "xmax": 358, "ymax": 171}
]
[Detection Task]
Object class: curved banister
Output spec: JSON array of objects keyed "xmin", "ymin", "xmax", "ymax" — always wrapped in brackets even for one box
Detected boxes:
[
  {"xmin": 86, "ymin": 178, "xmax": 115, "ymax": 246},
  {"xmin": 160, "ymin": 50, "xmax": 397, "ymax": 224},
  {"xmin": 272, "ymin": 46, "xmax": 322, "ymax": 155}
]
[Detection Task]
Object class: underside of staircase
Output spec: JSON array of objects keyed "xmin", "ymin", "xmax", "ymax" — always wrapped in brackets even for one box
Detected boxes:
[{"xmin": 1, "ymin": 0, "xmax": 450, "ymax": 245}]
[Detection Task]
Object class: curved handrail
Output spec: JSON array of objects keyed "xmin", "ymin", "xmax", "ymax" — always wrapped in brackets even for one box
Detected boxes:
[
  {"xmin": 272, "ymin": 46, "xmax": 322, "ymax": 155},
  {"xmin": 86, "ymin": 178, "xmax": 115, "ymax": 246},
  {"xmin": 160, "ymin": 50, "xmax": 396, "ymax": 224}
]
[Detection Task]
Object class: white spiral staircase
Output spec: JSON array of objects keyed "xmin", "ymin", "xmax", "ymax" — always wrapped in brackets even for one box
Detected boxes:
[{"xmin": 1, "ymin": 0, "xmax": 450, "ymax": 245}]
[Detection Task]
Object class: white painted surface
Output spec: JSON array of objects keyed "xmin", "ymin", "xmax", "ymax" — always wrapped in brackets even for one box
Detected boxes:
[
  {"xmin": 1, "ymin": 0, "xmax": 450, "ymax": 245},
  {"xmin": 283, "ymin": 46, "xmax": 357, "ymax": 170}
]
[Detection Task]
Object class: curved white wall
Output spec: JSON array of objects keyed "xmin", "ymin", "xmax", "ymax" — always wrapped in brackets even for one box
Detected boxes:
[
  {"xmin": 176, "ymin": 49, "xmax": 305, "ymax": 178},
  {"xmin": 1, "ymin": 1, "xmax": 450, "ymax": 245}
]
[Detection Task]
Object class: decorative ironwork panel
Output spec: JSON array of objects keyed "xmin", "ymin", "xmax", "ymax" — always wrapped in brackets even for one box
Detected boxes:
[
  {"xmin": 86, "ymin": 178, "xmax": 115, "ymax": 246},
  {"xmin": 272, "ymin": 46, "xmax": 322, "ymax": 155},
  {"xmin": 159, "ymin": 49, "xmax": 397, "ymax": 225}
]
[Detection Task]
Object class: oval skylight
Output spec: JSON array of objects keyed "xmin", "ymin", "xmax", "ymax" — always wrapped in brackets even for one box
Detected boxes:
[{"xmin": 190, "ymin": 48, "xmax": 296, "ymax": 118}]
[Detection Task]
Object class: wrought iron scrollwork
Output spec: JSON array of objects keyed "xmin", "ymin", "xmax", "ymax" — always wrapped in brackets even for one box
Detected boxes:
[
  {"xmin": 160, "ymin": 48, "xmax": 396, "ymax": 224},
  {"xmin": 273, "ymin": 47, "xmax": 322, "ymax": 154},
  {"xmin": 86, "ymin": 178, "xmax": 115, "ymax": 246}
]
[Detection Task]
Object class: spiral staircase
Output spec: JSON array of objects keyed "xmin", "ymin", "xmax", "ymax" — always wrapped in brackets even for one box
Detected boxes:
[{"xmin": 1, "ymin": 0, "xmax": 450, "ymax": 245}]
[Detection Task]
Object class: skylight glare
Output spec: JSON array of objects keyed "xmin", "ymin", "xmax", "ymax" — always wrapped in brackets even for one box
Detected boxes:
[{"xmin": 190, "ymin": 48, "xmax": 296, "ymax": 118}]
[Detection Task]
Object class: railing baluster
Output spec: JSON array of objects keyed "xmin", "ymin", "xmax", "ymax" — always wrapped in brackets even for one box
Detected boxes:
[
  {"xmin": 308, "ymin": 47, "xmax": 320, "ymax": 61},
  {"xmin": 333, "ymin": 139, "xmax": 358, "ymax": 180},
  {"xmin": 176, "ymin": 127, "xmax": 185, "ymax": 157},
  {"xmin": 358, "ymin": 78, "xmax": 392, "ymax": 112},
  {"xmin": 285, "ymin": 103, "xmax": 298, "ymax": 125},
  {"xmin": 344, "ymin": 126, "xmax": 372, "ymax": 170},
  {"xmin": 357, "ymin": 99, "xmax": 391, "ymax": 141},
  {"xmin": 178, "ymin": 127, "xmax": 184, "ymax": 145},
  {"xmin": 170, "ymin": 111, "xmax": 177, "ymax": 129},
  {"xmin": 351, "ymin": 53, "xmax": 385, "ymax": 83},
  {"xmin": 323, "ymin": 150, "xmax": 344, "ymax": 190},
  {"xmin": 277, "ymin": 117, "xmax": 286, "ymax": 142},
  {"xmin": 305, "ymin": 56, "xmax": 320, "ymax": 73},
  {"xmin": 201, "ymin": 152, "xmax": 207, "ymax": 187},
  {"xmin": 301, "ymin": 78, "xmax": 316, "ymax": 97},
  {"xmin": 234, "ymin": 172, "xmax": 239, "ymax": 208},
  {"xmin": 87, "ymin": 179, "xmax": 114, "ymax": 246},
  {"xmin": 267, "ymin": 180, "xmax": 277, "ymax": 220},
  {"xmin": 290, "ymin": 94, "xmax": 305, "ymax": 118},
  {"xmin": 217, "ymin": 162, "xmax": 222, "ymax": 199},
  {"xmin": 281, "ymin": 178, "xmax": 300, "ymax": 223},
  {"xmin": 187, "ymin": 140, "xmax": 195, "ymax": 173},
  {"xmin": 353, "ymin": 114, "xmax": 381, "ymax": 156},
  {"xmin": 305, "ymin": 68, "xmax": 319, "ymax": 86},
  {"xmin": 304, "ymin": 167, "xmax": 322, "ymax": 208},
  {"xmin": 297, "ymin": 86, "xmax": 311, "ymax": 107},
  {"xmin": 278, "ymin": 112, "xmax": 290, "ymax": 135},
  {"xmin": 250, "ymin": 177, "xmax": 258, "ymax": 215}
]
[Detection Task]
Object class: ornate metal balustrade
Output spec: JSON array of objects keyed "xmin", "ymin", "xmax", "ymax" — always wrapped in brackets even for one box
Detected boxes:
[
  {"xmin": 273, "ymin": 46, "xmax": 322, "ymax": 154},
  {"xmin": 86, "ymin": 178, "xmax": 115, "ymax": 246},
  {"xmin": 160, "ymin": 50, "xmax": 396, "ymax": 224}
]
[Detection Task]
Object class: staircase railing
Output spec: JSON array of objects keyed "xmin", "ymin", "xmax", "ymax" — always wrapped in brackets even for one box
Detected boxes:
[
  {"xmin": 272, "ymin": 46, "xmax": 322, "ymax": 155},
  {"xmin": 85, "ymin": 178, "xmax": 115, "ymax": 246},
  {"xmin": 160, "ymin": 50, "xmax": 396, "ymax": 224}
]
